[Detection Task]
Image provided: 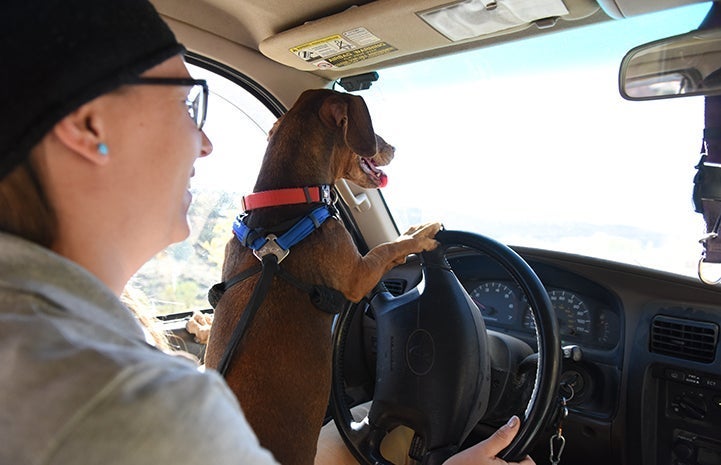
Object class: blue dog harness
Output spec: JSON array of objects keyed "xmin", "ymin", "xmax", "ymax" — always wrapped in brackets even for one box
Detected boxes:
[
  {"xmin": 232, "ymin": 205, "xmax": 333, "ymax": 263},
  {"xmin": 208, "ymin": 187, "xmax": 349, "ymax": 376}
]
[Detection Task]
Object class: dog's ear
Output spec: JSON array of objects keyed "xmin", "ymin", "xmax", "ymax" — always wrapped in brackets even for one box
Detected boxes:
[{"xmin": 319, "ymin": 93, "xmax": 377, "ymax": 157}]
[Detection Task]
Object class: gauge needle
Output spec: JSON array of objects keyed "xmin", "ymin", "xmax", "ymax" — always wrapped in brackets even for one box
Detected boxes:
[{"xmin": 474, "ymin": 301, "xmax": 496, "ymax": 315}]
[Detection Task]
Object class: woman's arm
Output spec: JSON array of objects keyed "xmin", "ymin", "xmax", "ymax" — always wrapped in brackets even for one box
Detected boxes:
[{"xmin": 315, "ymin": 414, "xmax": 535, "ymax": 465}]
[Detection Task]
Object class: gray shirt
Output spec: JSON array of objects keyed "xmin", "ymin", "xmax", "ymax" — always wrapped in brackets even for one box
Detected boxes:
[{"xmin": 0, "ymin": 232, "xmax": 278, "ymax": 465}]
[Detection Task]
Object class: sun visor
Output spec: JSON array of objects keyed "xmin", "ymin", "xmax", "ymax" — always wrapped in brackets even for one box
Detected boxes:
[
  {"xmin": 597, "ymin": 0, "xmax": 707, "ymax": 19},
  {"xmin": 259, "ymin": 0, "xmax": 596, "ymax": 73}
]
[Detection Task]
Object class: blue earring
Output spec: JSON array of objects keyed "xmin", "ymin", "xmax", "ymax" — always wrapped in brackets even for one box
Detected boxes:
[{"xmin": 97, "ymin": 142, "xmax": 109, "ymax": 156}]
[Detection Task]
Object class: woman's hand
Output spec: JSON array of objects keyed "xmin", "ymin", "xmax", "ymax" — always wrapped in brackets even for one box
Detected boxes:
[{"xmin": 443, "ymin": 416, "xmax": 536, "ymax": 465}]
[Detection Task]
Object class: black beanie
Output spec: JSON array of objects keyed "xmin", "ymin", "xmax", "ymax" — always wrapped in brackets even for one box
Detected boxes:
[{"xmin": 0, "ymin": 0, "xmax": 186, "ymax": 180}]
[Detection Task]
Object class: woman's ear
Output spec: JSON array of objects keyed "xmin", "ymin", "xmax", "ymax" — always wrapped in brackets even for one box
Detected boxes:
[{"xmin": 51, "ymin": 102, "xmax": 110, "ymax": 165}]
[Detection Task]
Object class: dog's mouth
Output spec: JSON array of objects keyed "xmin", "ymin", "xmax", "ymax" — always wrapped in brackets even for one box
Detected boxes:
[{"xmin": 360, "ymin": 157, "xmax": 388, "ymax": 188}]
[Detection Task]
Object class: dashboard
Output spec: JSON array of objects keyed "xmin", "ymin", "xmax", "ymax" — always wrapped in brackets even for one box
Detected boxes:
[
  {"xmin": 464, "ymin": 279, "xmax": 621, "ymax": 350},
  {"xmin": 371, "ymin": 244, "xmax": 721, "ymax": 465},
  {"xmin": 447, "ymin": 252, "xmax": 624, "ymax": 354}
]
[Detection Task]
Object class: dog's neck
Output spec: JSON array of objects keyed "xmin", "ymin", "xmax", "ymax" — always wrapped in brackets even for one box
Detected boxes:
[
  {"xmin": 242, "ymin": 185, "xmax": 332, "ymax": 211},
  {"xmin": 245, "ymin": 181, "xmax": 340, "ymax": 232}
]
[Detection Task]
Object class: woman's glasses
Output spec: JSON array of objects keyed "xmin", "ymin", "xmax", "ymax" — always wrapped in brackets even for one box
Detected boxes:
[{"xmin": 127, "ymin": 77, "xmax": 209, "ymax": 130}]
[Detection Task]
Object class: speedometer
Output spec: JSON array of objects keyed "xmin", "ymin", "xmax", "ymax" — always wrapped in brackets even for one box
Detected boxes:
[
  {"xmin": 550, "ymin": 290, "xmax": 591, "ymax": 337},
  {"xmin": 470, "ymin": 281, "xmax": 518, "ymax": 325}
]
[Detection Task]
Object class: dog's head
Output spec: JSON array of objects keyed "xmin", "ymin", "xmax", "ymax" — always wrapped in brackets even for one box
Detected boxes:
[
  {"xmin": 342, "ymin": 133, "xmax": 392, "ymax": 188},
  {"xmin": 268, "ymin": 89, "xmax": 393, "ymax": 189}
]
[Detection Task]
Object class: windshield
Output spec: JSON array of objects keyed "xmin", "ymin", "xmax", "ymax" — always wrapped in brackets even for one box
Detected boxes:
[{"xmin": 360, "ymin": 3, "xmax": 711, "ymax": 278}]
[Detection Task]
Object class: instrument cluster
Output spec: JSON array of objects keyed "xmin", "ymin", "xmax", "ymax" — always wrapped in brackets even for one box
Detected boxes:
[{"xmin": 466, "ymin": 279, "xmax": 621, "ymax": 350}]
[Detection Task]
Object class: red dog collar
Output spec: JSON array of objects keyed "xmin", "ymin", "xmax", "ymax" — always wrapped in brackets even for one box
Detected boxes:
[{"xmin": 242, "ymin": 185, "xmax": 333, "ymax": 211}]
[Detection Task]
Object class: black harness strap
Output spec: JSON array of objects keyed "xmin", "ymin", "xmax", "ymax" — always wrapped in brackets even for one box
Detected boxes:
[
  {"xmin": 210, "ymin": 256, "xmax": 347, "ymax": 377},
  {"xmin": 208, "ymin": 263, "xmax": 263, "ymax": 308},
  {"xmin": 208, "ymin": 264, "xmax": 347, "ymax": 315},
  {"xmin": 216, "ymin": 255, "xmax": 279, "ymax": 377},
  {"xmin": 274, "ymin": 268, "xmax": 348, "ymax": 315}
]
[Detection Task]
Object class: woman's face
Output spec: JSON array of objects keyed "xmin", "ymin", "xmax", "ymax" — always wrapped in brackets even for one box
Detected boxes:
[{"xmin": 105, "ymin": 56, "xmax": 213, "ymax": 252}]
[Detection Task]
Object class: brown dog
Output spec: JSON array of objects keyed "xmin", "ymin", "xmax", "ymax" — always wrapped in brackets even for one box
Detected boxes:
[{"xmin": 203, "ymin": 89, "xmax": 441, "ymax": 465}]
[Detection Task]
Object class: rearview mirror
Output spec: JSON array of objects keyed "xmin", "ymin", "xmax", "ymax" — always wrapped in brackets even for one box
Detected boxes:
[
  {"xmin": 620, "ymin": 27, "xmax": 721, "ymax": 100},
  {"xmin": 619, "ymin": 2, "xmax": 721, "ymax": 101}
]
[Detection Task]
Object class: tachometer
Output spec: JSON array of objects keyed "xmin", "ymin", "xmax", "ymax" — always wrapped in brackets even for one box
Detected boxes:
[
  {"xmin": 522, "ymin": 289, "xmax": 592, "ymax": 339},
  {"xmin": 549, "ymin": 290, "xmax": 591, "ymax": 337},
  {"xmin": 470, "ymin": 281, "xmax": 518, "ymax": 325}
]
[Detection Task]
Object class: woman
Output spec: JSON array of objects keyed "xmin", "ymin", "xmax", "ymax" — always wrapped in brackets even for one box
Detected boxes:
[{"xmin": 0, "ymin": 1, "xmax": 534, "ymax": 464}]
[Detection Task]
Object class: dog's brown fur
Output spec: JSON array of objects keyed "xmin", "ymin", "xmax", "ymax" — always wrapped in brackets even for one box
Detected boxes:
[{"xmin": 204, "ymin": 89, "xmax": 440, "ymax": 465}]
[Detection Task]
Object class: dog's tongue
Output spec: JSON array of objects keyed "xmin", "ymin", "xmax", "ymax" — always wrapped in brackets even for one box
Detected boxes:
[
  {"xmin": 362, "ymin": 158, "xmax": 389, "ymax": 188},
  {"xmin": 378, "ymin": 172, "xmax": 388, "ymax": 188}
]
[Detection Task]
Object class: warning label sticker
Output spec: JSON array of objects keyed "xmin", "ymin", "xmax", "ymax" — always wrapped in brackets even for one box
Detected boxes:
[
  {"xmin": 290, "ymin": 35, "xmax": 354, "ymax": 62},
  {"xmin": 289, "ymin": 27, "xmax": 395, "ymax": 69},
  {"xmin": 325, "ymin": 42, "xmax": 396, "ymax": 68},
  {"xmin": 342, "ymin": 27, "xmax": 382, "ymax": 46}
]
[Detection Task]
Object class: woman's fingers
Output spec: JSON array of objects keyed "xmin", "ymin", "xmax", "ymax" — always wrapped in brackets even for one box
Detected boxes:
[{"xmin": 443, "ymin": 416, "xmax": 536, "ymax": 465}]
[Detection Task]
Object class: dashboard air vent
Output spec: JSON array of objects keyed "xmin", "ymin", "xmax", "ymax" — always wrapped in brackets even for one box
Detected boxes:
[
  {"xmin": 650, "ymin": 315, "xmax": 718, "ymax": 363},
  {"xmin": 381, "ymin": 279, "xmax": 406, "ymax": 296}
]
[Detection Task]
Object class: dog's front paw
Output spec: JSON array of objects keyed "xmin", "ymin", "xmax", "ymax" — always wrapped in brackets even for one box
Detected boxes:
[{"xmin": 398, "ymin": 221, "xmax": 442, "ymax": 252}]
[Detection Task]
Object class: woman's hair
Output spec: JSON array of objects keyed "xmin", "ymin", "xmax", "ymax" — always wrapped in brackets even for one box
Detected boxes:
[
  {"xmin": 121, "ymin": 285, "xmax": 200, "ymax": 363},
  {"xmin": 121, "ymin": 286, "xmax": 173, "ymax": 353},
  {"xmin": 0, "ymin": 158, "xmax": 56, "ymax": 247}
]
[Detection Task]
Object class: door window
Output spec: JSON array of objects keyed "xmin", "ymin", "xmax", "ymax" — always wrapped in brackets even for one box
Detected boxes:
[{"xmin": 129, "ymin": 61, "xmax": 278, "ymax": 315}]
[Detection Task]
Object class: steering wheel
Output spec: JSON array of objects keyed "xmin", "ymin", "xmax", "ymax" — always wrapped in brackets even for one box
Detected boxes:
[{"xmin": 330, "ymin": 230, "xmax": 561, "ymax": 465}]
